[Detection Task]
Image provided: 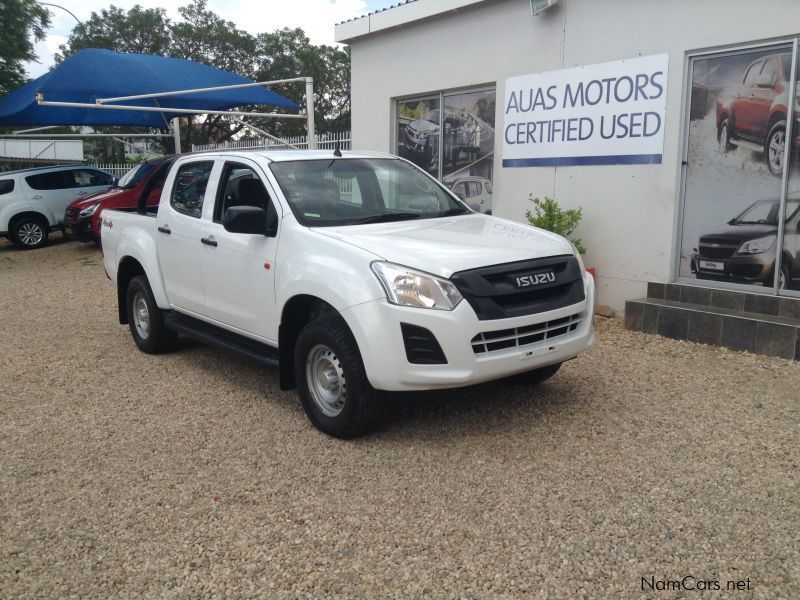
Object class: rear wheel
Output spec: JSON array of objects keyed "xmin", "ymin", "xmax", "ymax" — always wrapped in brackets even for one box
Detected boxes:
[
  {"xmin": 126, "ymin": 275, "xmax": 176, "ymax": 353},
  {"xmin": 765, "ymin": 120, "xmax": 786, "ymax": 176},
  {"xmin": 10, "ymin": 215, "xmax": 48, "ymax": 249},
  {"xmin": 506, "ymin": 362, "xmax": 561, "ymax": 385},
  {"xmin": 294, "ymin": 315, "xmax": 379, "ymax": 438}
]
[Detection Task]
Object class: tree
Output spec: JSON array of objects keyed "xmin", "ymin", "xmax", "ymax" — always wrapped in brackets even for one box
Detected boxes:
[
  {"xmin": 56, "ymin": 5, "xmax": 172, "ymax": 60},
  {"xmin": 53, "ymin": 1, "xmax": 352, "ymax": 147},
  {"xmin": 0, "ymin": 0, "xmax": 50, "ymax": 96},
  {"xmin": 254, "ymin": 28, "xmax": 351, "ymax": 137}
]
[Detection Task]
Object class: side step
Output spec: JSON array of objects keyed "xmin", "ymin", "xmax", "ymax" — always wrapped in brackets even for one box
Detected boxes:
[
  {"xmin": 164, "ymin": 312, "xmax": 279, "ymax": 367},
  {"xmin": 730, "ymin": 138, "xmax": 763, "ymax": 153}
]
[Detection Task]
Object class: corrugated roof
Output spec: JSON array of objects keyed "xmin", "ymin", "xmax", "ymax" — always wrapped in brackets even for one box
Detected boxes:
[{"xmin": 336, "ymin": 0, "xmax": 417, "ymax": 26}]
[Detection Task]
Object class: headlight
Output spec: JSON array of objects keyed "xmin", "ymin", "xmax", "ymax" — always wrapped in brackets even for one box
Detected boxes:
[
  {"xmin": 79, "ymin": 203, "xmax": 99, "ymax": 217},
  {"xmin": 371, "ymin": 262, "xmax": 463, "ymax": 310},
  {"xmin": 570, "ymin": 242, "xmax": 586, "ymax": 274},
  {"xmin": 737, "ymin": 234, "xmax": 776, "ymax": 255}
]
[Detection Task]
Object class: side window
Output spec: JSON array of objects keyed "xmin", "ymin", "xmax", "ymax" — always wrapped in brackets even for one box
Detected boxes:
[
  {"xmin": 453, "ymin": 182, "xmax": 466, "ymax": 199},
  {"xmin": 485, "ymin": 180, "xmax": 493, "ymax": 194},
  {"xmin": 743, "ymin": 61, "xmax": 763, "ymax": 87},
  {"xmin": 213, "ymin": 162, "xmax": 270, "ymax": 223},
  {"xmin": 26, "ymin": 171, "xmax": 68, "ymax": 190},
  {"xmin": 468, "ymin": 181, "xmax": 481, "ymax": 197},
  {"xmin": 70, "ymin": 169, "xmax": 113, "ymax": 188},
  {"xmin": 761, "ymin": 58, "xmax": 779, "ymax": 85},
  {"xmin": 0, "ymin": 180, "xmax": 14, "ymax": 195},
  {"xmin": 171, "ymin": 161, "xmax": 213, "ymax": 218}
]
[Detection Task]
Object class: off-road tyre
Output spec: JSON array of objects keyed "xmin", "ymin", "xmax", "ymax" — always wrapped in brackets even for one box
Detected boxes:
[
  {"xmin": 126, "ymin": 275, "xmax": 177, "ymax": 354},
  {"xmin": 765, "ymin": 120, "xmax": 786, "ymax": 176},
  {"xmin": 294, "ymin": 315, "xmax": 380, "ymax": 438},
  {"xmin": 717, "ymin": 117, "xmax": 734, "ymax": 153}
]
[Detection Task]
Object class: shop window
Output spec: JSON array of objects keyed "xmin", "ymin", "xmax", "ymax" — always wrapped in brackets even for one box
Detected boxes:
[
  {"xmin": 678, "ymin": 41, "xmax": 799, "ymax": 295},
  {"xmin": 396, "ymin": 86, "xmax": 496, "ymax": 214}
]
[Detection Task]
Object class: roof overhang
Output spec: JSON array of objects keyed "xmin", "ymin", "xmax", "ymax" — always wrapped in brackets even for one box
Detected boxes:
[{"xmin": 335, "ymin": 0, "xmax": 488, "ymax": 44}]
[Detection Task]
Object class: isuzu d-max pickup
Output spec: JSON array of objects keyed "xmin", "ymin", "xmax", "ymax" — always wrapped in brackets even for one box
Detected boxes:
[{"xmin": 101, "ymin": 150, "xmax": 595, "ymax": 437}]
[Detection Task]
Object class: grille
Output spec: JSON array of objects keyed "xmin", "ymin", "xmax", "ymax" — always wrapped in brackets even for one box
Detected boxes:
[
  {"xmin": 471, "ymin": 314, "xmax": 582, "ymax": 355},
  {"xmin": 450, "ymin": 256, "xmax": 585, "ymax": 320},
  {"xmin": 698, "ymin": 238, "xmax": 739, "ymax": 260}
]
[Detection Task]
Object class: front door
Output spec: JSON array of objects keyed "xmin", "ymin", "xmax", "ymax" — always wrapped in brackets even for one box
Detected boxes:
[{"xmin": 199, "ymin": 160, "xmax": 279, "ymax": 342}]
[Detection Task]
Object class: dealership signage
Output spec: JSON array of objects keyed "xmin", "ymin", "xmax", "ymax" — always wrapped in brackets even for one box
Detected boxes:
[{"xmin": 502, "ymin": 54, "xmax": 669, "ymax": 167}]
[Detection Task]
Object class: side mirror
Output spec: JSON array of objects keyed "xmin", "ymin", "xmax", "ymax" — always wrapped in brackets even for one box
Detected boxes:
[{"xmin": 224, "ymin": 206, "xmax": 268, "ymax": 235}]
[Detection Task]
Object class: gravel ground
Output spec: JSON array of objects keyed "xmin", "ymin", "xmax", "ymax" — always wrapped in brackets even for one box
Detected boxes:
[{"xmin": 1, "ymin": 236, "xmax": 798, "ymax": 598}]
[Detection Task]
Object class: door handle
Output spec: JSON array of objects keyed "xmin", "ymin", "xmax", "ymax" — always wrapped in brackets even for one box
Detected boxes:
[
  {"xmin": 32, "ymin": 195, "xmax": 43, "ymax": 200},
  {"xmin": 201, "ymin": 236, "xmax": 217, "ymax": 247},
  {"xmin": 76, "ymin": 191, "xmax": 89, "ymax": 196},
  {"xmin": 157, "ymin": 225, "xmax": 171, "ymax": 234}
]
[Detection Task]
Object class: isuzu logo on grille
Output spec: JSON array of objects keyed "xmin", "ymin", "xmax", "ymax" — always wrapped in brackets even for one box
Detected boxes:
[{"xmin": 514, "ymin": 270, "xmax": 556, "ymax": 288}]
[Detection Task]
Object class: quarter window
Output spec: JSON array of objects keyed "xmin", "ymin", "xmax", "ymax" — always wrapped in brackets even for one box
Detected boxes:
[
  {"xmin": 171, "ymin": 161, "xmax": 213, "ymax": 218},
  {"xmin": 0, "ymin": 180, "xmax": 14, "ymax": 195}
]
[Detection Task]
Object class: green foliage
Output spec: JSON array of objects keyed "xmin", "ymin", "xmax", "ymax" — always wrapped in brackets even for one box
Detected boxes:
[
  {"xmin": 54, "ymin": 0, "xmax": 351, "ymax": 146},
  {"xmin": 0, "ymin": 0, "xmax": 50, "ymax": 95},
  {"xmin": 525, "ymin": 195, "xmax": 587, "ymax": 255}
]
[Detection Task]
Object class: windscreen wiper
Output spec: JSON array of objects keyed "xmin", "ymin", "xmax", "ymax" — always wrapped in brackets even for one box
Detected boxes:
[
  {"xmin": 352, "ymin": 212, "xmax": 422, "ymax": 224},
  {"xmin": 437, "ymin": 207, "xmax": 471, "ymax": 217}
]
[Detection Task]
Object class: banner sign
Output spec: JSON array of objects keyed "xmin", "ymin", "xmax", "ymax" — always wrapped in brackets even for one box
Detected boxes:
[{"xmin": 502, "ymin": 54, "xmax": 669, "ymax": 167}]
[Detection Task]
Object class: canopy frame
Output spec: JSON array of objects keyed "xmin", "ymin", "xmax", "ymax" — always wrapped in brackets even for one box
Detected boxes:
[{"xmin": 34, "ymin": 76, "xmax": 317, "ymax": 153}]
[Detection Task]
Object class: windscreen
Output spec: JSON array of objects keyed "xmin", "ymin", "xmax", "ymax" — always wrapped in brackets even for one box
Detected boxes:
[
  {"xmin": 269, "ymin": 158, "xmax": 468, "ymax": 227},
  {"xmin": 117, "ymin": 163, "xmax": 154, "ymax": 189}
]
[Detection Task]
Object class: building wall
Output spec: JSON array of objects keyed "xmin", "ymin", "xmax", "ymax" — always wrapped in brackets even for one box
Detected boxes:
[{"xmin": 346, "ymin": 0, "xmax": 800, "ymax": 309}]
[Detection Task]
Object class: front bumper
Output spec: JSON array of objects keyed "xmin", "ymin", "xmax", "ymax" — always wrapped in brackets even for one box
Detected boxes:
[
  {"xmin": 63, "ymin": 214, "xmax": 96, "ymax": 242},
  {"xmin": 342, "ymin": 273, "xmax": 596, "ymax": 391},
  {"xmin": 691, "ymin": 251, "xmax": 774, "ymax": 284}
]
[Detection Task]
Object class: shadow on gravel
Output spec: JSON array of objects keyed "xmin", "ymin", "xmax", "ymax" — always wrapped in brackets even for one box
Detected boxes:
[{"xmin": 160, "ymin": 335, "xmax": 587, "ymax": 440}]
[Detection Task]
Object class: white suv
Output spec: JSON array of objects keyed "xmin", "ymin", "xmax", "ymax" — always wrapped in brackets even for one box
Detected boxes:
[{"xmin": 0, "ymin": 165, "xmax": 115, "ymax": 249}]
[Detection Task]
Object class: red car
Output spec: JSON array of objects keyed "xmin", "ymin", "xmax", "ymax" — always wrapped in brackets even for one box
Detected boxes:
[
  {"xmin": 716, "ymin": 52, "xmax": 800, "ymax": 176},
  {"xmin": 64, "ymin": 157, "xmax": 175, "ymax": 242}
]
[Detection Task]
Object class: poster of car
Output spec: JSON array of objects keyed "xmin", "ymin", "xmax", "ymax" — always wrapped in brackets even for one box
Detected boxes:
[
  {"xmin": 679, "ymin": 44, "xmax": 800, "ymax": 291},
  {"xmin": 397, "ymin": 88, "xmax": 496, "ymax": 214}
]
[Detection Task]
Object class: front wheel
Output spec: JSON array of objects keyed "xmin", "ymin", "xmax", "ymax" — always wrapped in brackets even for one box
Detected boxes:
[
  {"xmin": 126, "ymin": 275, "xmax": 177, "ymax": 354},
  {"xmin": 10, "ymin": 216, "xmax": 48, "ymax": 249},
  {"xmin": 765, "ymin": 120, "xmax": 786, "ymax": 176},
  {"xmin": 718, "ymin": 118, "xmax": 734, "ymax": 153},
  {"xmin": 294, "ymin": 315, "xmax": 379, "ymax": 438}
]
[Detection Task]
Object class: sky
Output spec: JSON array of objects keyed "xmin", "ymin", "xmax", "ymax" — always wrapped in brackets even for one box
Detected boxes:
[{"xmin": 24, "ymin": 0, "xmax": 399, "ymax": 79}]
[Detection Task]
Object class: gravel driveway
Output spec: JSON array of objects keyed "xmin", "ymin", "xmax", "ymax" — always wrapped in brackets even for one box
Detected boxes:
[{"xmin": 1, "ymin": 237, "xmax": 798, "ymax": 598}]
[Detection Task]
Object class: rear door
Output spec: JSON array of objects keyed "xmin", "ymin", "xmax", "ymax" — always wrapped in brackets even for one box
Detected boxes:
[
  {"xmin": 733, "ymin": 59, "xmax": 764, "ymax": 137},
  {"xmin": 69, "ymin": 168, "xmax": 114, "ymax": 201},
  {"xmin": 23, "ymin": 170, "xmax": 70, "ymax": 225},
  {"xmin": 156, "ymin": 159, "xmax": 216, "ymax": 315},
  {"xmin": 199, "ymin": 159, "xmax": 280, "ymax": 342}
]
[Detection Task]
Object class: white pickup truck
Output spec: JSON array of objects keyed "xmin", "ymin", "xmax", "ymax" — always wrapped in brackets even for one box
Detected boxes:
[{"xmin": 101, "ymin": 150, "xmax": 595, "ymax": 437}]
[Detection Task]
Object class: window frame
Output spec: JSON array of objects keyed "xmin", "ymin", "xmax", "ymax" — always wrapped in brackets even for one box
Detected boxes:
[{"xmin": 169, "ymin": 160, "xmax": 214, "ymax": 219}]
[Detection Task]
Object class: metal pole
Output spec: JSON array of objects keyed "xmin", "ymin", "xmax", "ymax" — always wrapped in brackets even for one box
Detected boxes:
[
  {"xmin": 97, "ymin": 77, "xmax": 308, "ymax": 104},
  {"xmin": 231, "ymin": 117, "xmax": 301, "ymax": 149},
  {"xmin": 305, "ymin": 77, "xmax": 316, "ymax": 150},
  {"xmin": 172, "ymin": 117, "xmax": 181, "ymax": 154},
  {"xmin": 37, "ymin": 99, "xmax": 307, "ymax": 119}
]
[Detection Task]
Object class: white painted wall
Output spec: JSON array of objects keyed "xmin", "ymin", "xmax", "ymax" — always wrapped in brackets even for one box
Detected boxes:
[{"xmin": 341, "ymin": 0, "xmax": 800, "ymax": 310}]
